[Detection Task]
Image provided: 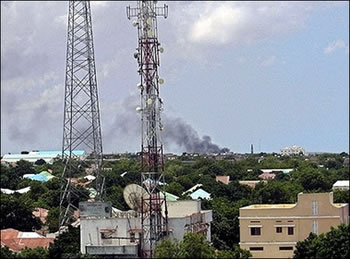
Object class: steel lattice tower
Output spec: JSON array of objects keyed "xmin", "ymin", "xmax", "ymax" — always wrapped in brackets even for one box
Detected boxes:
[
  {"xmin": 60, "ymin": 0, "xmax": 104, "ymax": 230},
  {"xmin": 127, "ymin": 1, "xmax": 168, "ymax": 257}
]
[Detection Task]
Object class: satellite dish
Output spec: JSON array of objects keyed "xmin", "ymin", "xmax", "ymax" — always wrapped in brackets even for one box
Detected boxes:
[
  {"xmin": 158, "ymin": 78, "xmax": 164, "ymax": 84},
  {"xmin": 123, "ymin": 184, "xmax": 150, "ymax": 212},
  {"xmin": 147, "ymin": 30, "xmax": 153, "ymax": 38},
  {"xmin": 136, "ymin": 107, "xmax": 143, "ymax": 112},
  {"xmin": 147, "ymin": 98, "xmax": 153, "ymax": 105},
  {"xmin": 159, "ymin": 47, "xmax": 164, "ymax": 53},
  {"xmin": 137, "ymin": 83, "xmax": 143, "ymax": 89}
]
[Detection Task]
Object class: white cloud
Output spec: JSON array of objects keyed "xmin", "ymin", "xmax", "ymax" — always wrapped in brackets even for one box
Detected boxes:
[
  {"xmin": 324, "ymin": 40, "xmax": 349, "ymax": 55},
  {"xmin": 184, "ymin": 2, "xmax": 315, "ymax": 46}
]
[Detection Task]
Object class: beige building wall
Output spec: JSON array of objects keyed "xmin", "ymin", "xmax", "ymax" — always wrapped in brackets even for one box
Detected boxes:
[{"xmin": 239, "ymin": 192, "xmax": 348, "ymax": 258}]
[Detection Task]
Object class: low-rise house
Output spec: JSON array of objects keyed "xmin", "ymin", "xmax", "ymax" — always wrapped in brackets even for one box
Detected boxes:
[
  {"xmin": 1, "ymin": 150, "xmax": 85, "ymax": 164},
  {"xmin": 258, "ymin": 172, "xmax": 276, "ymax": 180},
  {"xmin": 190, "ymin": 188, "xmax": 211, "ymax": 200},
  {"xmin": 1, "ymin": 228, "xmax": 54, "ymax": 252},
  {"xmin": 260, "ymin": 169, "xmax": 293, "ymax": 174},
  {"xmin": 239, "ymin": 192, "xmax": 348, "ymax": 258},
  {"xmin": 216, "ymin": 176, "xmax": 230, "ymax": 185},
  {"xmin": 332, "ymin": 180, "xmax": 349, "ymax": 191}
]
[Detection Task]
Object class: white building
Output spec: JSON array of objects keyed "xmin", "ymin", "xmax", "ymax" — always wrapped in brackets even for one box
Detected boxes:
[
  {"xmin": 80, "ymin": 200, "xmax": 212, "ymax": 257},
  {"xmin": 1, "ymin": 150, "xmax": 85, "ymax": 164},
  {"xmin": 280, "ymin": 146, "xmax": 306, "ymax": 156},
  {"xmin": 332, "ymin": 180, "xmax": 349, "ymax": 191}
]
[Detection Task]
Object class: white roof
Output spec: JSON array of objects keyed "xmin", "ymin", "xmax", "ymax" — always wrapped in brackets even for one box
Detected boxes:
[
  {"xmin": 333, "ymin": 180, "xmax": 349, "ymax": 187},
  {"xmin": 1, "ymin": 187, "xmax": 31, "ymax": 194},
  {"xmin": 182, "ymin": 184, "xmax": 203, "ymax": 195},
  {"xmin": 84, "ymin": 175, "xmax": 96, "ymax": 181},
  {"xmin": 18, "ymin": 232, "xmax": 43, "ymax": 238}
]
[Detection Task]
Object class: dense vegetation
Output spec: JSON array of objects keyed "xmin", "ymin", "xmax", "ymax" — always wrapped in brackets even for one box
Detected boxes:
[
  {"xmin": 293, "ymin": 224, "xmax": 349, "ymax": 259},
  {"xmin": 0, "ymin": 152, "xmax": 349, "ymax": 258}
]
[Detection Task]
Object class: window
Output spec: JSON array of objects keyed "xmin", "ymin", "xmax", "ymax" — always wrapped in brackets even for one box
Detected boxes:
[
  {"xmin": 312, "ymin": 220, "xmax": 319, "ymax": 234},
  {"xmin": 276, "ymin": 227, "xmax": 282, "ymax": 233},
  {"xmin": 250, "ymin": 221, "xmax": 260, "ymax": 223},
  {"xmin": 250, "ymin": 227, "xmax": 261, "ymax": 236},
  {"xmin": 312, "ymin": 200, "xmax": 318, "ymax": 215},
  {"xmin": 279, "ymin": 246, "xmax": 293, "ymax": 251},
  {"xmin": 288, "ymin": 227, "xmax": 294, "ymax": 235},
  {"xmin": 249, "ymin": 247, "xmax": 264, "ymax": 251}
]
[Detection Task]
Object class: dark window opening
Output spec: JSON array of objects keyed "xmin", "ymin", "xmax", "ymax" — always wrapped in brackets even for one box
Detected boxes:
[
  {"xmin": 250, "ymin": 247, "xmax": 264, "ymax": 251},
  {"xmin": 288, "ymin": 227, "xmax": 294, "ymax": 235},
  {"xmin": 279, "ymin": 246, "xmax": 293, "ymax": 251},
  {"xmin": 250, "ymin": 227, "xmax": 261, "ymax": 236},
  {"xmin": 276, "ymin": 227, "xmax": 282, "ymax": 233}
]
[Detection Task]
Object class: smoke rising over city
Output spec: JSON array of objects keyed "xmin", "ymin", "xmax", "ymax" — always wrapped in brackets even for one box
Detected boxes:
[
  {"xmin": 106, "ymin": 93, "xmax": 230, "ymax": 153},
  {"xmin": 162, "ymin": 117, "xmax": 230, "ymax": 153}
]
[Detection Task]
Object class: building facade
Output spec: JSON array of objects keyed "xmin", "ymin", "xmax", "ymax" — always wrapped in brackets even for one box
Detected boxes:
[
  {"xmin": 239, "ymin": 192, "xmax": 348, "ymax": 258},
  {"xmin": 80, "ymin": 200, "xmax": 212, "ymax": 256}
]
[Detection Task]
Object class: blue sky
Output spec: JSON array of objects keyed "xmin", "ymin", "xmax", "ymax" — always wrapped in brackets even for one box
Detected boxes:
[{"xmin": 1, "ymin": 1, "xmax": 349, "ymax": 155}]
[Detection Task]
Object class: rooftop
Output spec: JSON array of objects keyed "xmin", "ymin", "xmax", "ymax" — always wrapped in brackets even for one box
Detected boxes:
[{"xmin": 242, "ymin": 204, "xmax": 296, "ymax": 209}]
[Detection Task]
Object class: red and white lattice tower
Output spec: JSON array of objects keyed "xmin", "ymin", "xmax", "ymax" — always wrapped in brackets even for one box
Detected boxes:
[{"xmin": 127, "ymin": 1, "xmax": 168, "ymax": 257}]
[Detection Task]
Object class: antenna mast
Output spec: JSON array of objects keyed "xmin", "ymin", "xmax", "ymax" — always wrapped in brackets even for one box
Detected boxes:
[
  {"xmin": 60, "ymin": 0, "xmax": 104, "ymax": 230},
  {"xmin": 127, "ymin": 1, "xmax": 168, "ymax": 257}
]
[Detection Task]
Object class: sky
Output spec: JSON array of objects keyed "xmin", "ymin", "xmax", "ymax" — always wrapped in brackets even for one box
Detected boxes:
[{"xmin": 1, "ymin": 1, "xmax": 349, "ymax": 155}]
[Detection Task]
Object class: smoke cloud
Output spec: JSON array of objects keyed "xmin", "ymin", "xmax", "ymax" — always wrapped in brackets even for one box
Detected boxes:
[
  {"xmin": 106, "ymin": 93, "xmax": 230, "ymax": 153},
  {"xmin": 163, "ymin": 117, "xmax": 230, "ymax": 153}
]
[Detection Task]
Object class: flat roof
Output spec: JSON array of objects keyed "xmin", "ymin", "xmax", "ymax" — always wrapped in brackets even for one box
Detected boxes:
[{"xmin": 241, "ymin": 204, "xmax": 296, "ymax": 209}]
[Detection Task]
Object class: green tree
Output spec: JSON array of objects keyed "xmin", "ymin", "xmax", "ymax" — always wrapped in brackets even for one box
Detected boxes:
[
  {"xmin": 216, "ymin": 246, "xmax": 251, "ymax": 259},
  {"xmin": 155, "ymin": 233, "xmax": 216, "ymax": 259},
  {"xmin": 48, "ymin": 226, "xmax": 81, "ymax": 258},
  {"xmin": 17, "ymin": 247, "xmax": 49, "ymax": 259},
  {"xmin": 46, "ymin": 207, "xmax": 59, "ymax": 233},
  {"xmin": 154, "ymin": 239, "xmax": 180, "ymax": 258},
  {"xmin": 0, "ymin": 246, "xmax": 17, "ymax": 259},
  {"xmin": 333, "ymin": 189, "xmax": 349, "ymax": 203},
  {"xmin": 178, "ymin": 232, "xmax": 216, "ymax": 258},
  {"xmin": 0, "ymin": 193, "xmax": 41, "ymax": 231},
  {"xmin": 165, "ymin": 182, "xmax": 184, "ymax": 197},
  {"xmin": 294, "ymin": 224, "xmax": 349, "ymax": 259}
]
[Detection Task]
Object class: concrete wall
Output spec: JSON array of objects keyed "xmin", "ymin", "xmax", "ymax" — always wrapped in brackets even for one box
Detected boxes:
[
  {"xmin": 239, "ymin": 192, "xmax": 349, "ymax": 258},
  {"xmin": 80, "ymin": 217, "xmax": 141, "ymax": 254},
  {"xmin": 167, "ymin": 200, "xmax": 201, "ymax": 217}
]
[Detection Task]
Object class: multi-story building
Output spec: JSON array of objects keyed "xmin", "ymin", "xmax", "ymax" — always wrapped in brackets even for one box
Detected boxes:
[
  {"xmin": 239, "ymin": 192, "xmax": 348, "ymax": 258},
  {"xmin": 280, "ymin": 146, "xmax": 306, "ymax": 156},
  {"xmin": 80, "ymin": 200, "xmax": 212, "ymax": 257}
]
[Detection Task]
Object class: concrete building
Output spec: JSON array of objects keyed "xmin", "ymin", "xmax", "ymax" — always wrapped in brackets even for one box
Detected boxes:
[
  {"xmin": 280, "ymin": 146, "xmax": 306, "ymax": 156},
  {"xmin": 332, "ymin": 180, "xmax": 349, "ymax": 191},
  {"xmin": 80, "ymin": 200, "xmax": 212, "ymax": 257},
  {"xmin": 239, "ymin": 192, "xmax": 348, "ymax": 258},
  {"xmin": 1, "ymin": 150, "xmax": 85, "ymax": 164}
]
